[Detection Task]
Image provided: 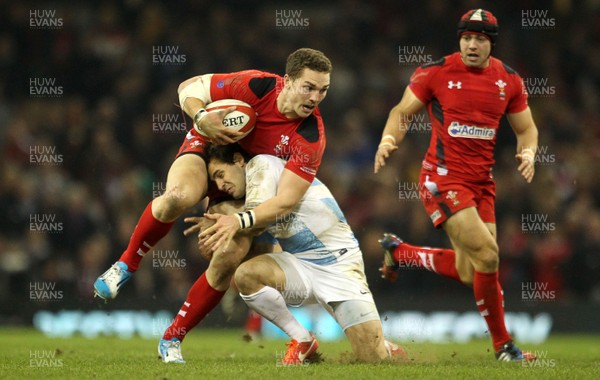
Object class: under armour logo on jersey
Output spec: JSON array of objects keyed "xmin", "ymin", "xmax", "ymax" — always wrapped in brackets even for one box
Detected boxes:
[{"xmin": 448, "ymin": 81, "xmax": 462, "ymax": 89}]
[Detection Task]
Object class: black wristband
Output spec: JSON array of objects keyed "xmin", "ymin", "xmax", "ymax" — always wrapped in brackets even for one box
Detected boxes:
[{"xmin": 193, "ymin": 108, "xmax": 207, "ymax": 125}]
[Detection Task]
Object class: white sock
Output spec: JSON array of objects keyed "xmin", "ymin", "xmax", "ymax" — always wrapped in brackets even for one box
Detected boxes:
[{"xmin": 240, "ymin": 286, "xmax": 312, "ymax": 342}]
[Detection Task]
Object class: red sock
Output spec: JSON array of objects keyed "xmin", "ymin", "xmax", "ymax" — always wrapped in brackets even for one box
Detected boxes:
[
  {"xmin": 244, "ymin": 310, "xmax": 262, "ymax": 335},
  {"xmin": 473, "ymin": 271, "xmax": 512, "ymax": 351},
  {"xmin": 394, "ymin": 242, "xmax": 461, "ymax": 282},
  {"xmin": 118, "ymin": 201, "xmax": 174, "ymax": 272},
  {"xmin": 162, "ymin": 273, "xmax": 226, "ymax": 341}
]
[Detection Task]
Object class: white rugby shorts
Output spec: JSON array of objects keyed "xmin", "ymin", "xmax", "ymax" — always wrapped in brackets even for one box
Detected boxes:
[{"xmin": 266, "ymin": 248, "xmax": 380, "ymax": 330}]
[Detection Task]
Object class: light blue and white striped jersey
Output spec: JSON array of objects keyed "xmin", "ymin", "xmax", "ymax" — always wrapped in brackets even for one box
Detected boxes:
[{"xmin": 245, "ymin": 155, "xmax": 359, "ymax": 265}]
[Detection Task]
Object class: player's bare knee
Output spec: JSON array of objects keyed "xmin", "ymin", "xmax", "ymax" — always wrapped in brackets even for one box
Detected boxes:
[
  {"xmin": 234, "ymin": 261, "xmax": 260, "ymax": 294},
  {"xmin": 485, "ymin": 254, "xmax": 499, "ymax": 271},
  {"xmin": 483, "ymin": 240, "xmax": 499, "ymax": 268},
  {"xmin": 460, "ymin": 273, "xmax": 474, "ymax": 287},
  {"xmin": 472, "ymin": 242, "xmax": 499, "ymax": 272},
  {"xmin": 207, "ymin": 264, "xmax": 236, "ymax": 290},
  {"xmin": 456, "ymin": 264, "xmax": 474, "ymax": 286},
  {"xmin": 211, "ymin": 253, "xmax": 240, "ymax": 275},
  {"xmin": 153, "ymin": 186, "xmax": 198, "ymax": 220}
]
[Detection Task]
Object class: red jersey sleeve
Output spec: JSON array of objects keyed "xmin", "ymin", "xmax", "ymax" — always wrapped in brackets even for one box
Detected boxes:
[
  {"xmin": 209, "ymin": 70, "xmax": 275, "ymax": 105},
  {"xmin": 408, "ymin": 63, "xmax": 441, "ymax": 104},
  {"xmin": 507, "ymin": 74, "xmax": 529, "ymax": 114},
  {"xmin": 283, "ymin": 136, "xmax": 325, "ymax": 183}
]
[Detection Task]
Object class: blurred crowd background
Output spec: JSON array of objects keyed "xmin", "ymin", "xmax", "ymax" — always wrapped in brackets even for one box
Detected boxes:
[{"xmin": 1, "ymin": 0, "xmax": 599, "ymax": 324}]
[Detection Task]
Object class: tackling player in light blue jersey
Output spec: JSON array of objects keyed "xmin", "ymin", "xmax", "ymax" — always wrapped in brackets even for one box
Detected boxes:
[
  {"xmin": 243, "ymin": 155, "xmax": 358, "ymax": 265},
  {"xmin": 197, "ymin": 144, "xmax": 406, "ymax": 365}
]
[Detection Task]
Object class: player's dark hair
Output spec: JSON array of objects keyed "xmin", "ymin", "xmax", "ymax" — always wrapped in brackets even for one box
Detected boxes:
[
  {"xmin": 286, "ymin": 48, "xmax": 332, "ymax": 79},
  {"xmin": 205, "ymin": 143, "xmax": 251, "ymax": 165}
]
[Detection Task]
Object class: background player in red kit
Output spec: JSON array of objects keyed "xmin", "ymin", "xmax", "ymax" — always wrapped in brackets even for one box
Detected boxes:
[
  {"xmin": 374, "ymin": 9, "xmax": 538, "ymax": 362},
  {"xmin": 93, "ymin": 48, "xmax": 332, "ymax": 361}
]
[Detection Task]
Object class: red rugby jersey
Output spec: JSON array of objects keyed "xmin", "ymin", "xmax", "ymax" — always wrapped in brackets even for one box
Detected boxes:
[
  {"xmin": 409, "ymin": 52, "xmax": 528, "ymax": 181},
  {"xmin": 209, "ymin": 70, "xmax": 325, "ymax": 183}
]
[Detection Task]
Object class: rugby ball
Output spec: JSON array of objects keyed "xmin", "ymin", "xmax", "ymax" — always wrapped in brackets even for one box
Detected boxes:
[{"xmin": 203, "ymin": 99, "xmax": 257, "ymax": 141}]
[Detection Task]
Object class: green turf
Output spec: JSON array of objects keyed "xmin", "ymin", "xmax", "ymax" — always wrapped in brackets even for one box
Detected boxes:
[{"xmin": 0, "ymin": 328, "xmax": 598, "ymax": 379}]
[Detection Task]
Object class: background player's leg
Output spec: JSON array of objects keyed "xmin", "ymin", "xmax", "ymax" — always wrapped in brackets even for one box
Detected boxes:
[
  {"xmin": 443, "ymin": 207, "xmax": 512, "ymax": 352},
  {"xmin": 389, "ymin": 238, "xmax": 461, "ymax": 282}
]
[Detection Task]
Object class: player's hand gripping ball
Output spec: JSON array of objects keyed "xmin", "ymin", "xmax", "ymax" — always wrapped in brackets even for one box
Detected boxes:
[{"xmin": 202, "ymin": 99, "xmax": 257, "ymax": 141}]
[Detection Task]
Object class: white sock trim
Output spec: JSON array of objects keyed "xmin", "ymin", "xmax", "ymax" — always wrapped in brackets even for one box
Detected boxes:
[{"xmin": 239, "ymin": 286, "xmax": 270, "ymax": 302}]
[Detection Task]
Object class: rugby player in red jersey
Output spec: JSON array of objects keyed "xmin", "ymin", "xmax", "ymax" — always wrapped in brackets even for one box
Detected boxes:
[
  {"xmin": 374, "ymin": 9, "xmax": 538, "ymax": 362},
  {"xmin": 93, "ymin": 48, "xmax": 332, "ymax": 361}
]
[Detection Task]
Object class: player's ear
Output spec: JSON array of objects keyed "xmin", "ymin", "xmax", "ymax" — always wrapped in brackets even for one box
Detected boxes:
[{"xmin": 233, "ymin": 152, "xmax": 245, "ymax": 166}]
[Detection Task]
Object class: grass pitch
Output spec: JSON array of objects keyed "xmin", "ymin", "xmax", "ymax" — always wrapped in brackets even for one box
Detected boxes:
[{"xmin": 1, "ymin": 328, "xmax": 598, "ymax": 379}]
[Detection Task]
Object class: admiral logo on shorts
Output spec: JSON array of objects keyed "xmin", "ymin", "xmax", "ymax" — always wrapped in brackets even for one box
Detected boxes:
[{"xmin": 448, "ymin": 121, "xmax": 495, "ymax": 140}]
